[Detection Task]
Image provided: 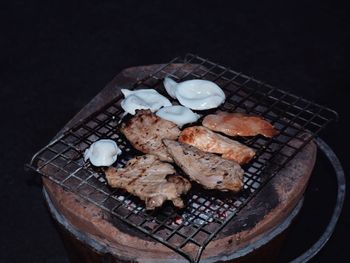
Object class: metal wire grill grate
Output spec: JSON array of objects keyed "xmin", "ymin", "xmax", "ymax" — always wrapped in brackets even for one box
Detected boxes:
[{"xmin": 27, "ymin": 54, "xmax": 338, "ymax": 262}]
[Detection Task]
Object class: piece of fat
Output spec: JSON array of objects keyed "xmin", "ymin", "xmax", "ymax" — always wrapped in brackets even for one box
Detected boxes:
[
  {"xmin": 84, "ymin": 139, "xmax": 122, "ymax": 166},
  {"xmin": 121, "ymin": 89, "xmax": 172, "ymax": 115},
  {"xmin": 156, "ymin": 105, "xmax": 200, "ymax": 127},
  {"xmin": 163, "ymin": 77, "xmax": 225, "ymax": 110}
]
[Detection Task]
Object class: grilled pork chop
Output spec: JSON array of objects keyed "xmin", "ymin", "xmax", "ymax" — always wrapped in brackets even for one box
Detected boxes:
[
  {"xmin": 163, "ymin": 139, "xmax": 244, "ymax": 192},
  {"xmin": 105, "ymin": 154, "xmax": 191, "ymax": 210},
  {"xmin": 120, "ymin": 110, "xmax": 181, "ymax": 162},
  {"xmin": 179, "ymin": 126, "xmax": 255, "ymax": 164},
  {"xmin": 203, "ymin": 112, "xmax": 278, "ymax": 138}
]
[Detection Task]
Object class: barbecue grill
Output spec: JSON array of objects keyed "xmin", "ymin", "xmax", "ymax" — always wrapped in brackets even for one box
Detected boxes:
[{"xmin": 27, "ymin": 54, "xmax": 345, "ymax": 263}]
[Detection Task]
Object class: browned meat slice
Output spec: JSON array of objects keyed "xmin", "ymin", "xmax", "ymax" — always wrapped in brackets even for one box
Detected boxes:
[
  {"xmin": 120, "ymin": 109, "xmax": 181, "ymax": 162},
  {"xmin": 203, "ymin": 112, "xmax": 278, "ymax": 137},
  {"xmin": 179, "ymin": 126, "xmax": 255, "ymax": 164},
  {"xmin": 163, "ymin": 139, "xmax": 244, "ymax": 192},
  {"xmin": 105, "ymin": 154, "xmax": 191, "ymax": 210}
]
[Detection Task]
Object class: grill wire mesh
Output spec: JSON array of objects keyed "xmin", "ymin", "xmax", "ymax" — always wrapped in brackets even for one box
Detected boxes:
[{"xmin": 28, "ymin": 54, "xmax": 338, "ymax": 262}]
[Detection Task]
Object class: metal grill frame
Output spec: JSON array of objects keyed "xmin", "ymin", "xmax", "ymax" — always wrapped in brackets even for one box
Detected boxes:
[{"xmin": 27, "ymin": 54, "xmax": 338, "ymax": 263}]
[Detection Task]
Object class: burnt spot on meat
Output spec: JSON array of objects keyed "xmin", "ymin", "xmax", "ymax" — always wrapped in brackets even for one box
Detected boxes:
[
  {"xmin": 178, "ymin": 126, "xmax": 255, "ymax": 165},
  {"xmin": 127, "ymin": 177, "xmax": 138, "ymax": 185},
  {"xmin": 164, "ymin": 140, "xmax": 244, "ymax": 192},
  {"xmin": 120, "ymin": 110, "xmax": 180, "ymax": 162},
  {"xmin": 105, "ymin": 154, "xmax": 191, "ymax": 210}
]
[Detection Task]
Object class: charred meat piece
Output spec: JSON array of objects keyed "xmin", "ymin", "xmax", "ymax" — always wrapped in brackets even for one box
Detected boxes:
[
  {"xmin": 164, "ymin": 139, "xmax": 244, "ymax": 192},
  {"xmin": 203, "ymin": 112, "xmax": 278, "ymax": 138},
  {"xmin": 120, "ymin": 109, "xmax": 181, "ymax": 162},
  {"xmin": 179, "ymin": 126, "xmax": 255, "ymax": 164},
  {"xmin": 105, "ymin": 154, "xmax": 191, "ymax": 210}
]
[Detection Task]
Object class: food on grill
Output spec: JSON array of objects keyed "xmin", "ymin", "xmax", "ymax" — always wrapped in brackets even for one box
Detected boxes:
[
  {"xmin": 121, "ymin": 88, "xmax": 172, "ymax": 115},
  {"xmin": 120, "ymin": 109, "xmax": 181, "ymax": 162},
  {"xmin": 105, "ymin": 154, "xmax": 191, "ymax": 210},
  {"xmin": 156, "ymin": 105, "xmax": 200, "ymax": 127},
  {"xmin": 163, "ymin": 77, "xmax": 226, "ymax": 110},
  {"xmin": 203, "ymin": 112, "xmax": 278, "ymax": 137},
  {"xmin": 163, "ymin": 139, "xmax": 244, "ymax": 192},
  {"xmin": 179, "ymin": 126, "xmax": 255, "ymax": 164},
  {"xmin": 84, "ymin": 139, "xmax": 122, "ymax": 166}
]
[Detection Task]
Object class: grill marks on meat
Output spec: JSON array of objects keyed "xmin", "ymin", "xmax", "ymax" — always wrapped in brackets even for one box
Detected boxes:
[
  {"xmin": 179, "ymin": 126, "xmax": 255, "ymax": 165},
  {"xmin": 120, "ymin": 110, "xmax": 181, "ymax": 162},
  {"xmin": 105, "ymin": 154, "xmax": 191, "ymax": 210},
  {"xmin": 115, "ymin": 109, "xmax": 268, "ymax": 204},
  {"xmin": 203, "ymin": 112, "xmax": 278, "ymax": 138},
  {"xmin": 163, "ymin": 140, "xmax": 244, "ymax": 192}
]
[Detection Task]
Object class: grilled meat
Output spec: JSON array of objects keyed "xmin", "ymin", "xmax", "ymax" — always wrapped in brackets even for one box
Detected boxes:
[
  {"xmin": 179, "ymin": 126, "xmax": 255, "ymax": 164},
  {"xmin": 120, "ymin": 109, "xmax": 181, "ymax": 162},
  {"xmin": 105, "ymin": 154, "xmax": 191, "ymax": 210},
  {"xmin": 163, "ymin": 139, "xmax": 244, "ymax": 192},
  {"xmin": 203, "ymin": 112, "xmax": 278, "ymax": 138}
]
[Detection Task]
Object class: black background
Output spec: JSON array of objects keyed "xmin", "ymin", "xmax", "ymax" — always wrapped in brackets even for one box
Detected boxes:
[{"xmin": 1, "ymin": 1, "xmax": 349, "ymax": 262}]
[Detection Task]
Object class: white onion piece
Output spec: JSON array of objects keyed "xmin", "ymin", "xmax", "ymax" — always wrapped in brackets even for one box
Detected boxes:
[
  {"xmin": 156, "ymin": 105, "xmax": 200, "ymax": 127},
  {"xmin": 121, "ymin": 89, "xmax": 172, "ymax": 115},
  {"xmin": 84, "ymin": 139, "xmax": 122, "ymax": 167},
  {"xmin": 163, "ymin": 78, "xmax": 225, "ymax": 110}
]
